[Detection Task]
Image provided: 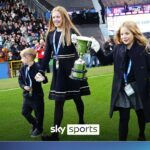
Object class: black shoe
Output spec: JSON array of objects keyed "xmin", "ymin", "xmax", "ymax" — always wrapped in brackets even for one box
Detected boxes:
[
  {"xmin": 137, "ymin": 135, "xmax": 146, "ymax": 141},
  {"xmin": 30, "ymin": 126, "xmax": 36, "ymax": 134},
  {"xmin": 41, "ymin": 134, "xmax": 59, "ymax": 141},
  {"xmin": 31, "ymin": 128, "xmax": 42, "ymax": 138}
]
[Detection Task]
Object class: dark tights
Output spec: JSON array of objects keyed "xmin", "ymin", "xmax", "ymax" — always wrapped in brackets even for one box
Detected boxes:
[
  {"xmin": 119, "ymin": 108, "xmax": 145, "ymax": 141},
  {"xmin": 53, "ymin": 97, "xmax": 84, "ymax": 136}
]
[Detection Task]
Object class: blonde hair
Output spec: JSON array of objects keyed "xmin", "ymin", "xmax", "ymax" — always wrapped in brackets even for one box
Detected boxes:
[
  {"xmin": 20, "ymin": 48, "xmax": 37, "ymax": 60},
  {"xmin": 114, "ymin": 21, "xmax": 148, "ymax": 46},
  {"xmin": 48, "ymin": 6, "xmax": 81, "ymax": 46}
]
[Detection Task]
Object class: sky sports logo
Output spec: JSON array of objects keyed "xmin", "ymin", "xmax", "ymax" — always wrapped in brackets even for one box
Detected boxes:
[{"xmin": 50, "ymin": 124, "xmax": 100, "ymax": 135}]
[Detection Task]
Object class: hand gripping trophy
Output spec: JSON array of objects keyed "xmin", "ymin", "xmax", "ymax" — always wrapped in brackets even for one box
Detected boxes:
[{"xmin": 70, "ymin": 35, "xmax": 92, "ymax": 80}]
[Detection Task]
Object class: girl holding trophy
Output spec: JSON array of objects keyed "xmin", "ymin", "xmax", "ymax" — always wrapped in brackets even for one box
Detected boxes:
[
  {"xmin": 91, "ymin": 21, "xmax": 150, "ymax": 141},
  {"xmin": 35, "ymin": 6, "xmax": 90, "ymax": 141}
]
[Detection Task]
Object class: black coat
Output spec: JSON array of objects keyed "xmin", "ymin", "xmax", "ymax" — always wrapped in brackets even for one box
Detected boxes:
[
  {"xmin": 18, "ymin": 62, "xmax": 48, "ymax": 100},
  {"xmin": 96, "ymin": 42, "xmax": 150, "ymax": 122}
]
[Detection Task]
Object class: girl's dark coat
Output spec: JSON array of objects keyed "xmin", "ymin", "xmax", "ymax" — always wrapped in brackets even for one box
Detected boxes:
[{"xmin": 97, "ymin": 42, "xmax": 150, "ymax": 122}]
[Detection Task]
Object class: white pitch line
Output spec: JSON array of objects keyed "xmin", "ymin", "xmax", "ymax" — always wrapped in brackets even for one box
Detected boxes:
[
  {"xmin": 0, "ymin": 73, "xmax": 113, "ymax": 92},
  {"xmin": 0, "ymin": 87, "xmax": 20, "ymax": 92},
  {"xmin": 89, "ymin": 73, "xmax": 113, "ymax": 78}
]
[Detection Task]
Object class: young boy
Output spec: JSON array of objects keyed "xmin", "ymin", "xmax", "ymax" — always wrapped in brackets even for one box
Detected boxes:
[{"xmin": 18, "ymin": 48, "xmax": 48, "ymax": 137}]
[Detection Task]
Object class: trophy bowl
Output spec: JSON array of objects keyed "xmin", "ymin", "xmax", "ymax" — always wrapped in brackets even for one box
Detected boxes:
[{"xmin": 70, "ymin": 36, "xmax": 92, "ymax": 80}]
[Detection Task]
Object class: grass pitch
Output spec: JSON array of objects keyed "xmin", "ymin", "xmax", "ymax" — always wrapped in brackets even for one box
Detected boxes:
[{"xmin": 0, "ymin": 65, "xmax": 150, "ymax": 141}]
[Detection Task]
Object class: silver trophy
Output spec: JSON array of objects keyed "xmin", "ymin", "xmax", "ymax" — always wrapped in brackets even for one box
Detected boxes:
[{"xmin": 70, "ymin": 36, "xmax": 92, "ymax": 80}]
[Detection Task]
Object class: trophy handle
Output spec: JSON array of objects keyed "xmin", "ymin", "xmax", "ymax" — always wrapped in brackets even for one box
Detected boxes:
[{"xmin": 87, "ymin": 41, "xmax": 91, "ymax": 50}]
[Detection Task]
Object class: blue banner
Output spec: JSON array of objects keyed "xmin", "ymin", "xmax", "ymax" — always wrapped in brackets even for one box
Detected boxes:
[
  {"xmin": 0, "ymin": 142, "xmax": 150, "ymax": 150},
  {"xmin": 0, "ymin": 62, "xmax": 9, "ymax": 79}
]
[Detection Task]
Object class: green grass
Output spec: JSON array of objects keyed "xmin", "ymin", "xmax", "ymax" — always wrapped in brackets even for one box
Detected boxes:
[{"xmin": 0, "ymin": 65, "xmax": 150, "ymax": 141}]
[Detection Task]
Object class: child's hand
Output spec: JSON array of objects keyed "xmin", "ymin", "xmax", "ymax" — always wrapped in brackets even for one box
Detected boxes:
[
  {"xmin": 35, "ymin": 72, "xmax": 45, "ymax": 82},
  {"xmin": 24, "ymin": 86, "xmax": 31, "ymax": 91}
]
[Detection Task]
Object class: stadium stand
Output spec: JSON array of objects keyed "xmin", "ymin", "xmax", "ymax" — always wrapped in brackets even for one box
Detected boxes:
[
  {"xmin": 0, "ymin": 0, "xmax": 49, "ymax": 77},
  {"xmin": 101, "ymin": 0, "xmax": 149, "ymax": 7},
  {"xmin": 0, "ymin": 0, "xmax": 150, "ymax": 78}
]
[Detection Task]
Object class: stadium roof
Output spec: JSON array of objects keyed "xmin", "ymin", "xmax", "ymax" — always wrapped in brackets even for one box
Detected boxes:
[
  {"xmin": 45, "ymin": 0, "xmax": 94, "ymax": 10},
  {"xmin": 101, "ymin": 0, "xmax": 150, "ymax": 7}
]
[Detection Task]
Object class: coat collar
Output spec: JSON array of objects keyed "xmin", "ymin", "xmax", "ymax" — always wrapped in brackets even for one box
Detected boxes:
[
  {"xmin": 25, "ymin": 62, "xmax": 36, "ymax": 70},
  {"xmin": 127, "ymin": 41, "xmax": 145, "ymax": 58},
  {"xmin": 119, "ymin": 41, "xmax": 145, "ymax": 56}
]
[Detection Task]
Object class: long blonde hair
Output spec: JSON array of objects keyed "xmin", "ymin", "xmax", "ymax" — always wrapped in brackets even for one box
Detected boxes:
[
  {"xmin": 114, "ymin": 21, "xmax": 148, "ymax": 46},
  {"xmin": 48, "ymin": 6, "xmax": 81, "ymax": 46}
]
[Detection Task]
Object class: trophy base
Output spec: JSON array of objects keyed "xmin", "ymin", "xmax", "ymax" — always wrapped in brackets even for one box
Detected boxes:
[
  {"xmin": 69, "ymin": 75, "xmax": 87, "ymax": 81},
  {"xmin": 69, "ymin": 69, "xmax": 87, "ymax": 81}
]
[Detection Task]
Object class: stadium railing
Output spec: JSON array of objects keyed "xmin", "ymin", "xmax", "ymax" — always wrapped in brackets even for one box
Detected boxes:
[{"xmin": 9, "ymin": 60, "xmax": 22, "ymax": 78}]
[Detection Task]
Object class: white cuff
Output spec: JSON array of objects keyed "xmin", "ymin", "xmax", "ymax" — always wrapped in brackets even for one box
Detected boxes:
[
  {"xmin": 71, "ymin": 34, "xmax": 78, "ymax": 44},
  {"xmin": 91, "ymin": 39, "xmax": 100, "ymax": 52}
]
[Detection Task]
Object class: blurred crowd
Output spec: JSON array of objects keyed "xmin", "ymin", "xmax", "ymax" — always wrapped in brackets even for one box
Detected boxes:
[
  {"xmin": 0, "ymin": 0, "xmax": 115, "ymax": 68},
  {"xmin": 0, "ymin": 0, "xmax": 48, "ymax": 63}
]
